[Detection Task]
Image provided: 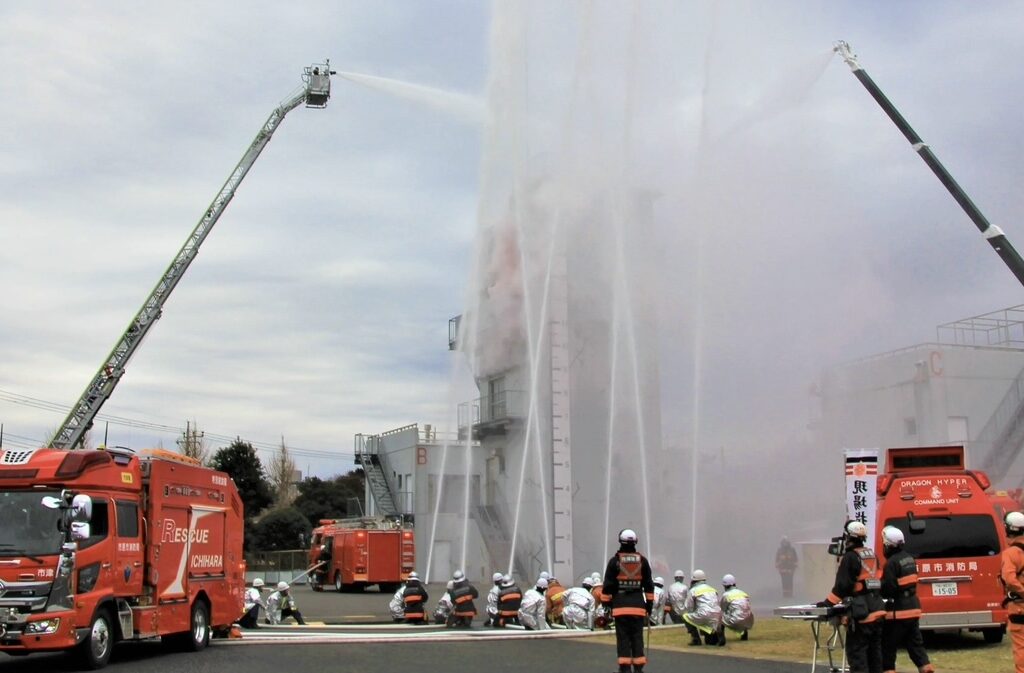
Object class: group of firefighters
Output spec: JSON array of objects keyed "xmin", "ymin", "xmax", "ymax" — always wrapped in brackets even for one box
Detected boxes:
[
  {"xmin": 239, "ymin": 579, "xmax": 306, "ymax": 627},
  {"xmin": 232, "ymin": 509, "xmax": 1024, "ymax": 673},
  {"xmin": 384, "ymin": 529, "xmax": 753, "ymax": 673}
]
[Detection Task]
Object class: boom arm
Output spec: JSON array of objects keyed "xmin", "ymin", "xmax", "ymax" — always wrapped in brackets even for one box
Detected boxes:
[
  {"xmin": 51, "ymin": 61, "xmax": 335, "ymax": 450},
  {"xmin": 833, "ymin": 41, "xmax": 1024, "ymax": 288}
]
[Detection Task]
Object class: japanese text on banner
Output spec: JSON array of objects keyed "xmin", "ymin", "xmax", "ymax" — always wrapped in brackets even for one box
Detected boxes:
[{"xmin": 844, "ymin": 449, "xmax": 879, "ymax": 543}]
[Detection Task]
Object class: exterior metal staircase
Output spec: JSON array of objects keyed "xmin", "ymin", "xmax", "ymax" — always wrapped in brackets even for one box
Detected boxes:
[
  {"xmin": 354, "ymin": 434, "xmax": 399, "ymax": 516},
  {"xmin": 978, "ymin": 363, "xmax": 1024, "ymax": 481}
]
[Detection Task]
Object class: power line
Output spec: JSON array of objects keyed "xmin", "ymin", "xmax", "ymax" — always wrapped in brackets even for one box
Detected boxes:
[{"xmin": 0, "ymin": 387, "xmax": 355, "ymax": 461}]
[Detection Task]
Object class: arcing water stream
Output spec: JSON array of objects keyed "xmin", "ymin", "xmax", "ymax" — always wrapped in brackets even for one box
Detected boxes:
[{"xmin": 347, "ymin": 0, "xmax": 858, "ymax": 590}]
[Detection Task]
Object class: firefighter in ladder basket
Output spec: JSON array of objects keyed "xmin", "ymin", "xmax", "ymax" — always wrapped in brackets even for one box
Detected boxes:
[{"xmin": 602, "ymin": 528, "xmax": 654, "ymax": 673}]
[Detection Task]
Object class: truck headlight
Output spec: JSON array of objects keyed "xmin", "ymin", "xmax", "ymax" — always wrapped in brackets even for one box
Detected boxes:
[
  {"xmin": 77, "ymin": 563, "xmax": 101, "ymax": 593},
  {"xmin": 25, "ymin": 619, "xmax": 61, "ymax": 634}
]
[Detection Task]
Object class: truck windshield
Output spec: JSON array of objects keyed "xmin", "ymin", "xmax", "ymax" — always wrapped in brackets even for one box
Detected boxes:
[
  {"xmin": 885, "ymin": 514, "xmax": 1000, "ymax": 559},
  {"xmin": 0, "ymin": 491, "xmax": 64, "ymax": 557}
]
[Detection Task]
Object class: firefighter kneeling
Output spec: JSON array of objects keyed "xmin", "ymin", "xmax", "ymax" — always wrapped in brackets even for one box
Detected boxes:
[{"xmin": 817, "ymin": 521, "xmax": 886, "ymax": 673}]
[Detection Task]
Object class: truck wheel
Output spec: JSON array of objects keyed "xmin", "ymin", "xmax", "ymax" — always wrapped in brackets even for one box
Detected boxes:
[
  {"xmin": 77, "ymin": 608, "xmax": 114, "ymax": 670},
  {"xmin": 184, "ymin": 601, "xmax": 211, "ymax": 651},
  {"xmin": 334, "ymin": 573, "xmax": 344, "ymax": 593},
  {"xmin": 983, "ymin": 627, "xmax": 1005, "ymax": 644}
]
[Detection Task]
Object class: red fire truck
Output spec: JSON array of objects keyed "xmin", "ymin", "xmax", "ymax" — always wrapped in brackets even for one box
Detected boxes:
[
  {"xmin": 309, "ymin": 516, "xmax": 413, "ymax": 593},
  {"xmin": 875, "ymin": 445, "xmax": 1007, "ymax": 642},
  {"xmin": 0, "ymin": 446, "xmax": 244, "ymax": 668}
]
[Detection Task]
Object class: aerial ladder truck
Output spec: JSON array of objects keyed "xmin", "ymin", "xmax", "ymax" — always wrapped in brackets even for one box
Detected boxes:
[{"xmin": 49, "ymin": 61, "xmax": 335, "ymax": 450}]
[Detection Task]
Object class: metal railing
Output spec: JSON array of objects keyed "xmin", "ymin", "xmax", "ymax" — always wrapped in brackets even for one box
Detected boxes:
[
  {"xmin": 937, "ymin": 305, "xmax": 1024, "ymax": 348},
  {"xmin": 244, "ymin": 549, "xmax": 313, "ymax": 584}
]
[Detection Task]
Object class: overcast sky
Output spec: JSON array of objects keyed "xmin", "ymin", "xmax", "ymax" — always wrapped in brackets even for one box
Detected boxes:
[{"xmin": 2, "ymin": 1, "xmax": 1022, "ymax": 478}]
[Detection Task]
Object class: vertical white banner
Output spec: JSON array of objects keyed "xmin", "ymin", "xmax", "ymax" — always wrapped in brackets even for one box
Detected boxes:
[{"xmin": 844, "ymin": 449, "xmax": 879, "ymax": 543}]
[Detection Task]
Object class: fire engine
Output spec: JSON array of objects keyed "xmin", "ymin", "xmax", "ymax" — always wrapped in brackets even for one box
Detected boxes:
[
  {"xmin": 0, "ymin": 447, "xmax": 244, "ymax": 668},
  {"xmin": 875, "ymin": 445, "xmax": 1007, "ymax": 642},
  {"xmin": 309, "ymin": 516, "xmax": 413, "ymax": 593}
]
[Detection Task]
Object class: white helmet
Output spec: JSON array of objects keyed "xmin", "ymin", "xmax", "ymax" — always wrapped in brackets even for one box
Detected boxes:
[
  {"xmin": 501, "ymin": 574, "xmax": 513, "ymax": 587},
  {"xmin": 537, "ymin": 578, "xmax": 549, "ymax": 589},
  {"xmin": 252, "ymin": 578, "xmax": 265, "ymax": 588},
  {"xmin": 277, "ymin": 581, "xmax": 289, "ymax": 592},
  {"xmin": 673, "ymin": 569, "xmax": 685, "ymax": 580},
  {"xmin": 493, "ymin": 572, "xmax": 504, "ymax": 583},
  {"xmin": 881, "ymin": 526, "xmax": 905, "ymax": 548},
  {"xmin": 846, "ymin": 521, "xmax": 868, "ymax": 538},
  {"xmin": 654, "ymin": 576, "xmax": 664, "ymax": 587},
  {"xmin": 619, "ymin": 528, "xmax": 638, "ymax": 544},
  {"xmin": 582, "ymin": 576, "xmax": 594, "ymax": 588},
  {"xmin": 452, "ymin": 570, "xmax": 465, "ymax": 581},
  {"xmin": 539, "ymin": 571, "xmax": 550, "ymax": 581},
  {"xmin": 591, "ymin": 572, "xmax": 602, "ymax": 584},
  {"xmin": 409, "ymin": 571, "xmax": 419, "ymax": 580},
  {"xmin": 1007, "ymin": 511, "xmax": 1024, "ymax": 535},
  {"xmin": 722, "ymin": 574, "xmax": 736, "ymax": 586},
  {"xmin": 691, "ymin": 569, "xmax": 707, "ymax": 582}
]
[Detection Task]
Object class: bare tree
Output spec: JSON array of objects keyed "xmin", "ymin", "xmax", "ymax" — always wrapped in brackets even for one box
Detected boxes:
[
  {"xmin": 269, "ymin": 436, "xmax": 297, "ymax": 508},
  {"xmin": 176, "ymin": 420, "xmax": 208, "ymax": 464}
]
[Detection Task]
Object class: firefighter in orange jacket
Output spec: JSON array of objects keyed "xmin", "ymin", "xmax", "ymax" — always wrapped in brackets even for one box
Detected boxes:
[
  {"xmin": 545, "ymin": 575, "xmax": 567, "ymax": 625},
  {"xmin": 602, "ymin": 528, "xmax": 654, "ymax": 673},
  {"xmin": 1001, "ymin": 511, "xmax": 1024, "ymax": 673},
  {"xmin": 879, "ymin": 526, "xmax": 932, "ymax": 673},
  {"xmin": 817, "ymin": 520, "xmax": 886, "ymax": 673}
]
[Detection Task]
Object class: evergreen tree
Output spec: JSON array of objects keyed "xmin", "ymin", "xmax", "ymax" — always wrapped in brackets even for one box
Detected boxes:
[{"xmin": 209, "ymin": 439, "xmax": 273, "ymax": 519}]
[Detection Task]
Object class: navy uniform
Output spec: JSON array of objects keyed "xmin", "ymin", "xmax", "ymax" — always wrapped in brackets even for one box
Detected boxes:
[
  {"xmin": 879, "ymin": 526, "xmax": 932, "ymax": 673},
  {"xmin": 602, "ymin": 528, "xmax": 654, "ymax": 673},
  {"xmin": 449, "ymin": 570, "xmax": 479, "ymax": 628},
  {"xmin": 402, "ymin": 572, "xmax": 429, "ymax": 624},
  {"xmin": 818, "ymin": 521, "xmax": 885, "ymax": 673},
  {"xmin": 496, "ymin": 575, "xmax": 522, "ymax": 627}
]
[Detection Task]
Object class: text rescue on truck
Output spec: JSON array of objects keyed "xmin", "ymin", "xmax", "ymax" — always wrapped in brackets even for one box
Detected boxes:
[{"xmin": 0, "ymin": 447, "xmax": 244, "ymax": 669}]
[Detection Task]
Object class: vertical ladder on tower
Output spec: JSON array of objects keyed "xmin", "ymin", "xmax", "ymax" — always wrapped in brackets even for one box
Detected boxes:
[{"xmin": 550, "ymin": 239, "xmax": 574, "ymax": 581}]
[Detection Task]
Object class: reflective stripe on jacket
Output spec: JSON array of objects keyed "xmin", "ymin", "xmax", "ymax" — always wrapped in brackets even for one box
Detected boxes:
[
  {"xmin": 451, "ymin": 582, "xmax": 479, "ymax": 616},
  {"xmin": 602, "ymin": 548, "xmax": 654, "ymax": 619},
  {"xmin": 498, "ymin": 585, "xmax": 523, "ymax": 617},
  {"xmin": 881, "ymin": 548, "xmax": 921, "ymax": 620},
  {"xmin": 825, "ymin": 545, "xmax": 886, "ymax": 624}
]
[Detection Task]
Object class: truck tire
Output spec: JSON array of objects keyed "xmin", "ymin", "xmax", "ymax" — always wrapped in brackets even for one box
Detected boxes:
[
  {"xmin": 165, "ymin": 600, "xmax": 210, "ymax": 652},
  {"xmin": 76, "ymin": 608, "xmax": 115, "ymax": 670},
  {"xmin": 335, "ymin": 573, "xmax": 344, "ymax": 593},
  {"xmin": 184, "ymin": 600, "xmax": 211, "ymax": 651},
  {"xmin": 983, "ymin": 626, "xmax": 1005, "ymax": 644}
]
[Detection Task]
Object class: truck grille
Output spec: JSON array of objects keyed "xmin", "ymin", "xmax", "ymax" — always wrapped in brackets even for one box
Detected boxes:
[{"xmin": 0, "ymin": 449, "xmax": 37, "ymax": 466}]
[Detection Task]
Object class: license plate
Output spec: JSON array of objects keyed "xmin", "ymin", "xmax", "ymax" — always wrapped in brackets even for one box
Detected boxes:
[{"xmin": 931, "ymin": 582, "xmax": 958, "ymax": 597}]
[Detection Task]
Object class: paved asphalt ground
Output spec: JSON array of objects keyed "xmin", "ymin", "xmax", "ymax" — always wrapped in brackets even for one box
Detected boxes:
[
  {"xmin": 1, "ymin": 638, "xmax": 809, "ymax": 673},
  {"xmin": 0, "ymin": 584, "xmax": 812, "ymax": 672}
]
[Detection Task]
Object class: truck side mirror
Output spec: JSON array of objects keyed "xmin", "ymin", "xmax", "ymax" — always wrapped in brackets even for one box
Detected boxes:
[
  {"xmin": 71, "ymin": 494, "xmax": 92, "ymax": 522},
  {"xmin": 70, "ymin": 522, "xmax": 91, "ymax": 541}
]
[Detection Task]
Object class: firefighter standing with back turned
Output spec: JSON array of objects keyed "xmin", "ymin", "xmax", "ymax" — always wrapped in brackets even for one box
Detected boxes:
[
  {"xmin": 602, "ymin": 528, "xmax": 655, "ymax": 673},
  {"xmin": 1001, "ymin": 511, "xmax": 1024, "ymax": 673},
  {"xmin": 817, "ymin": 520, "xmax": 886, "ymax": 673},
  {"xmin": 879, "ymin": 526, "xmax": 932, "ymax": 673}
]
